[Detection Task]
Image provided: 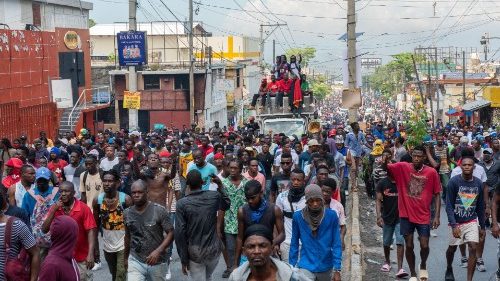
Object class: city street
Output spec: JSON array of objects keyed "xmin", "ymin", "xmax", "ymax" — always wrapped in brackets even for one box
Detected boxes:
[{"xmin": 361, "ymin": 188, "xmax": 498, "ymax": 281}]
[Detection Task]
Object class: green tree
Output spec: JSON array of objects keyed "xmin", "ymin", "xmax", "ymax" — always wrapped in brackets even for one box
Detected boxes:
[
  {"xmin": 368, "ymin": 52, "xmax": 425, "ymax": 99},
  {"xmin": 285, "ymin": 47, "xmax": 316, "ymax": 67},
  {"xmin": 310, "ymin": 74, "xmax": 331, "ymax": 100},
  {"xmin": 88, "ymin": 18, "xmax": 97, "ymax": 28}
]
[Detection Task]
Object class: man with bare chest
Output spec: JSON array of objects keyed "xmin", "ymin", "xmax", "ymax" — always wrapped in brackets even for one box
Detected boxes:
[{"xmin": 141, "ymin": 153, "xmax": 175, "ymax": 208}]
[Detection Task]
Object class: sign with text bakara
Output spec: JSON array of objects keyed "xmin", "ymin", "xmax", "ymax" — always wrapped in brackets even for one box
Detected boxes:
[
  {"xmin": 123, "ymin": 91, "xmax": 141, "ymax": 109},
  {"xmin": 117, "ymin": 31, "xmax": 147, "ymax": 66}
]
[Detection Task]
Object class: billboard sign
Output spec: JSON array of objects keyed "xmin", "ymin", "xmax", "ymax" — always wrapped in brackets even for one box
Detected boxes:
[
  {"xmin": 117, "ymin": 31, "xmax": 147, "ymax": 66},
  {"xmin": 361, "ymin": 58, "xmax": 382, "ymax": 67},
  {"xmin": 123, "ymin": 91, "xmax": 141, "ymax": 109}
]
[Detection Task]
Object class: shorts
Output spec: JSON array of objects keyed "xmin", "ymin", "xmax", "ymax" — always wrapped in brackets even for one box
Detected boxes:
[
  {"xmin": 400, "ymin": 218, "xmax": 431, "ymax": 238},
  {"xmin": 448, "ymin": 221, "xmax": 479, "ymax": 246},
  {"xmin": 383, "ymin": 223, "xmax": 404, "ymax": 247}
]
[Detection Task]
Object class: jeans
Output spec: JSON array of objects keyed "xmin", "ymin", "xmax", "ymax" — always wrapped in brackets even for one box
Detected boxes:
[
  {"xmin": 166, "ymin": 213, "xmax": 176, "ymax": 260},
  {"xmin": 440, "ymin": 173, "xmax": 449, "ymax": 201},
  {"xmin": 297, "ymin": 268, "xmax": 333, "ymax": 281},
  {"xmin": 251, "ymin": 94, "xmax": 266, "ymax": 107},
  {"xmin": 382, "ymin": 223, "xmax": 404, "ymax": 246},
  {"xmin": 265, "ymin": 179, "xmax": 272, "ymax": 200},
  {"xmin": 77, "ymin": 261, "xmax": 94, "ymax": 281},
  {"xmin": 276, "ymin": 92, "xmax": 284, "ymax": 107},
  {"xmin": 224, "ymin": 233, "xmax": 237, "ymax": 269},
  {"xmin": 127, "ymin": 255, "xmax": 167, "ymax": 281},
  {"xmin": 188, "ymin": 255, "xmax": 220, "ymax": 281},
  {"xmin": 104, "ymin": 250, "xmax": 126, "ymax": 281}
]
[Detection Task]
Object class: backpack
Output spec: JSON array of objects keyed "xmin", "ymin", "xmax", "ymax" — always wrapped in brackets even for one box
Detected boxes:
[
  {"xmin": 82, "ymin": 170, "xmax": 104, "ymax": 189},
  {"xmin": 28, "ymin": 187, "xmax": 58, "ymax": 248},
  {"xmin": 4, "ymin": 217, "xmax": 31, "ymax": 281}
]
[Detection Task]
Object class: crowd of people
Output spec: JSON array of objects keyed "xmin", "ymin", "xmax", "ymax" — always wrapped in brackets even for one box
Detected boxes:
[{"xmin": 0, "ymin": 111, "xmax": 498, "ymax": 281}]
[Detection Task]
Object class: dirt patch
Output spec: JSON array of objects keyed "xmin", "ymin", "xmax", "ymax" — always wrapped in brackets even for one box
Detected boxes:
[{"xmin": 358, "ymin": 188, "xmax": 396, "ymax": 281}]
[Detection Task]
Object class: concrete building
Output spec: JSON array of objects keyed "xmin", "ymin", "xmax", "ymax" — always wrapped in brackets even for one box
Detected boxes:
[
  {"xmin": 89, "ymin": 22, "xmax": 261, "ymax": 130},
  {"xmin": 0, "ymin": 0, "xmax": 103, "ymax": 140}
]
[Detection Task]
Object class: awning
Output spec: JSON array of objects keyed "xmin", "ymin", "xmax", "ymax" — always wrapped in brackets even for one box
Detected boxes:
[
  {"xmin": 445, "ymin": 108, "xmax": 463, "ymax": 117},
  {"xmin": 462, "ymin": 99, "xmax": 491, "ymax": 111}
]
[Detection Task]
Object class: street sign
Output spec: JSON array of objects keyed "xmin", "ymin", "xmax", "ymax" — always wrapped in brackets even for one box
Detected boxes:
[
  {"xmin": 341, "ymin": 88, "xmax": 362, "ymax": 108},
  {"xmin": 123, "ymin": 91, "xmax": 141, "ymax": 109},
  {"xmin": 361, "ymin": 58, "xmax": 382, "ymax": 67},
  {"xmin": 117, "ymin": 31, "xmax": 147, "ymax": 66}
]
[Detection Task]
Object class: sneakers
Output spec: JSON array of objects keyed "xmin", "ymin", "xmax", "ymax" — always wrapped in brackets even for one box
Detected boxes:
[
  {"xmin": 91, "ymin": 262, "xmax": 102, "ymax": 271},
  {"xmin": 460, "ymin": 257, "xmax": 468, "ymax": 268},
  {"xmin": 345, "ymin": 190, "xmax": 349, "ymax": 196},
  {"xmin": 476, "ymin": 259, "xmax": 486, "ymax": 272},
  {"xmin": 445, "ymin": 267, "xmax": 455, "ymax": 281}
]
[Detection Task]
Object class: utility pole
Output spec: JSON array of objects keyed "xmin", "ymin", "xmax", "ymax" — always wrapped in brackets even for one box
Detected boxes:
[
  {"xmin": 128, "ymin": 0, "xmax": 138, "ymax": 130},
  {"xmin": 462, "ymin": 50, "xmax": 466, "ymax": 104},
  {"xmin": 433, "ymin": 47, "xmax": 440, "ymax": 121},
  {"xmin": 189, "ymin": 0, "xmax": 195, "ymax": 124},
  {"xmin": 347, "ymin": 0, "xmax": 358, "ymax": 122},
  {"xmin": 427, "ymin": 61, "xmax": 434, "ymax": 126},
  {"xmin": 259, "ymin": 23, "xmax": 286, "ymax": 72},
  {"xmin": 272, "ymin": 39, "xmax": 275, "ymax": 65}
]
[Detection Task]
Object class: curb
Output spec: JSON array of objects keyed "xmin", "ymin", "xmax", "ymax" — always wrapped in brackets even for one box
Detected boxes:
[{"xmin": 344, "ymin": 178, "xmax": 363, "ymax": 281}]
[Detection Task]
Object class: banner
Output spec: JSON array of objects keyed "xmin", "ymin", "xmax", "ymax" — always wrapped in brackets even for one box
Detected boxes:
[
  {"xmin": 123, "ymin": 91, "xmax": 141, "ymax": 109},
  {"xmin": 117, "ymin": 31, "xmax": 147, "ymax": 66}
]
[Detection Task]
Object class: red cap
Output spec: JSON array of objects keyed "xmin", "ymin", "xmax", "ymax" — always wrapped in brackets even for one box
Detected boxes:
[
  {"xmin": 159, "ymin": 151, "xmax": 171, "ymax": 158},
  {"xmin": 214, "ymin": 153, "xmax": 224, "ymax": 160},
  {"xmin": 328, "ymin": 129, "xmax": 337, "ymax": 137}
]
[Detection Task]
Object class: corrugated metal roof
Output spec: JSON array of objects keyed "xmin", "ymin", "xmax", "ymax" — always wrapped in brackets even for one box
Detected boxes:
[
  {"xmin": 462, "ymin": 99, "xmax": 491, "ymax": 111},
  {"xmin": 90, "ymin": 22, "xmax": 202, "ymax": 36}
]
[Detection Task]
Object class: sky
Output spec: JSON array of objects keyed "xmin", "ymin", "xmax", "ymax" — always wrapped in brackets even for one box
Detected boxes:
[{"xmin": 89, "ymin": 0, "xmax": 500, "ymax": 75}]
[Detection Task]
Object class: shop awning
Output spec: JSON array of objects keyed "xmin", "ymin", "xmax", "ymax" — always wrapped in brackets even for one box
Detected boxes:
[
  {"xmin": 462, "ymin": 99, "xmax": 491, "ymax": 111},
  {"xmin": 445, "ymin": 108, "xmax": 463, "ymax": 117}
]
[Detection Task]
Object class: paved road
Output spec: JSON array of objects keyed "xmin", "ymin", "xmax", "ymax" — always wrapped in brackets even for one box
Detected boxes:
[
  {"xmin": 93, "ymin": 243, "xmax": 230, "ymax": 280},
  {"xmin": 416, "ymin": 205, "xmax": 498, "ymax": 281}
]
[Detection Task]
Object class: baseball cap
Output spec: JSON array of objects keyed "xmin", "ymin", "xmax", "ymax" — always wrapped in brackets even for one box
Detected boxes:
[
  {"xmin": 36, "ymin": 167, "xmax": 51, "ymax": 180},
  {"xmin": 307, "ymin": 139, "xmax": 320, "ymax": 146},
  {"xmin": 484, "ymin": 148, "xmax": 493, "ymax": 154},
  {"xmin": 328, "ymin": 129, "xmax": 336, "ymax": 137},
  {"xmin": 335, "ymin": 135, "xmax": 344, "ymax": 143}
]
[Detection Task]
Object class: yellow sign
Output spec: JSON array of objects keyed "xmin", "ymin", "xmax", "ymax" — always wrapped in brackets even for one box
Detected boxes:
[
  {"xmin": 226, "ymin": 92, "xmax": 235, "ymax": 107},
  {"xmin": 484, "ymin": 86, "xmax": 500, "ymax": 108},
  {"xmin": 123, "ymin": 91, "xmax": 141, "ymax": 109},
  {"xmin": 64, "ymin": 31, "xmax": 79, "ymax": 50}
]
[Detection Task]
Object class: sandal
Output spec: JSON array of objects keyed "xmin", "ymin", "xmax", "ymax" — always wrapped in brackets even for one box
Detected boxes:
[
  {"xmin": 409, "ymin": 278, "xmax": 418, "ymax": 281},
  {"xmin": 419, "ymin": 268, "xmax": 429, "ymax": 281},
  {"xmin": 222, "ymin": 269, "xmax": 232, "ymax": 278},
  {"xmin": 396, "ymin": 268, "xmax": 409, "ymax": 279},
  {"xmin": 381, "ymin": 263, "xmax": 391, "ymax": 272}
]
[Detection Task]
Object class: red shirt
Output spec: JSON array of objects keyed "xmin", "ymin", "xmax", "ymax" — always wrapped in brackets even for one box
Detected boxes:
[
  {"xmin": 279, "ymin": 79, "xmax": 293, "ymax": 93},
  {"xmin": 387, "ymin": 162, "xmax": 441, "ymax": 224},
  {"xmin": 198, "ymin": 145, "xmax": 214, "ymax": 158},
  {"xmin": 48, "ymin": 159, "xmax": 68, "ymax": 182},
  {"xmin": 54, "ymin": 200, "xmax": 97, "ymax": 262},
  {"xmin": 267, "ymin": 81, "xmax": 280, "ymax": 93}
]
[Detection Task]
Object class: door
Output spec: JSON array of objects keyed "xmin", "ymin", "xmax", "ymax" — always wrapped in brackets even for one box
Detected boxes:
[
  {"xmin": 138, "ymin": 110, "xmax": 150, "ymax": 132},
  {"xmin": 59, "ymin": 52, "xmax": 85, "ymax": 105}
]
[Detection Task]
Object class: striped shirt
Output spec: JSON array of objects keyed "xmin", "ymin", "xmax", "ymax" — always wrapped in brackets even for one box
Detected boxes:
[{"xmin": 0, "ymin": 219, "xmax": 36, "ymax": 280}]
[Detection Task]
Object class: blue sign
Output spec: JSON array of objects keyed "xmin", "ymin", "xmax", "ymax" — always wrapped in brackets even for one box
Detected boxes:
[{"xmin": 117, "ymin": 31, "xmax": 147, "ymax": 66}]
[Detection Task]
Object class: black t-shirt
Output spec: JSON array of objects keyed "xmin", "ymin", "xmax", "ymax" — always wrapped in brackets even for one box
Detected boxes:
[
  {"xmin": 376, "ymin": 177, "xmax": 399, "ymax": 225},
  {"xmin": 258, "ymin": 152, "xmax": 274, "ymax": 179},
  {"xmin": 271, "ymin": 173, "xmax": 291, "ymax": 195}
]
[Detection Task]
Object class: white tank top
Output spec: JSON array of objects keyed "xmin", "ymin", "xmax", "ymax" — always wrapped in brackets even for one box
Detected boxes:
[{"xmin": 14, "ymin": 182, "xmax": 33, "ymax": 208}]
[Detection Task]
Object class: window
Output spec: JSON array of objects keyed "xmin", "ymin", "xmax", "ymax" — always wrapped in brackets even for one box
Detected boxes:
[
  {"xmin": 174, "ymin": 75, "xmax": 189, "ymax": 90},
  {"xmin": 32, "ymin": 3, "xmax": 41, "ymax": 27},
  {"xmin": 144, "ymin": 75, "xmax": 160, "ymax": 90},
  {"xmin": 236, "ymin": 69, "xmax": 241, "ymax": 87}
]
